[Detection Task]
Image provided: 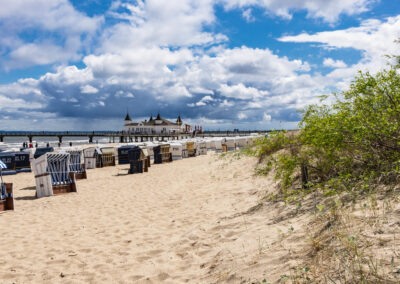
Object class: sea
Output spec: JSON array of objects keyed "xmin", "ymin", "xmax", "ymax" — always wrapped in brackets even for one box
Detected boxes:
[{"xmin": 0, "ymin": 136, "xmax": 114, "ymax": 152}]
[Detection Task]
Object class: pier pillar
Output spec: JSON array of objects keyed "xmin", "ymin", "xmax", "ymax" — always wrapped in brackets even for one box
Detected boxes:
[
  {"xmin": 140, "ymin": 137, "xmax": 144, "ymax": 142},
  {"xmin": 58, "ymin": 135, "xmax": 63, "ymax": 144},
  {"xmin": 89, "ymin": 135, "xmax": 93, "ymax": 143},
  {"xmin": 0, "ymin": 136, "xmax": 3, "ymax": 142},
  {"xmin": 120, "ymin": 136, "xmax": 124, "ymax": 143}
]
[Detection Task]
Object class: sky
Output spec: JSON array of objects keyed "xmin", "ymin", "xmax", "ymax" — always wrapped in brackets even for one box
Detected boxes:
[{"xmin": 0, "ymin": 0, "xmax": 399, "ymax": 131}]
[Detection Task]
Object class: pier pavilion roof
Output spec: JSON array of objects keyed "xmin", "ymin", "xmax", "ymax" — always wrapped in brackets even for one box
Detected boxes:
[{"xmin": 125, "ymin": 114, "xmax": 180, "ymax": 127}]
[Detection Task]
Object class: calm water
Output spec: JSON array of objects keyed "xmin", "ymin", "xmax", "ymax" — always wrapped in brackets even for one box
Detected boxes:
[{"xmin": 0, "ymin": 136, "xmax": 115, "ymax": 152}]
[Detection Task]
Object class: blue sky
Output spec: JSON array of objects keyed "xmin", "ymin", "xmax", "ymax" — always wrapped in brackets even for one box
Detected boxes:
[{"xmin": 0, "ymin": 0, "xmax": 399, "ymax": 131}]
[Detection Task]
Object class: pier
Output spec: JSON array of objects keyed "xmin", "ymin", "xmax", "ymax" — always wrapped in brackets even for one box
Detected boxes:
[{"xmin": 0, "ymin": 130, "xmax": 267, "ymax": 144}]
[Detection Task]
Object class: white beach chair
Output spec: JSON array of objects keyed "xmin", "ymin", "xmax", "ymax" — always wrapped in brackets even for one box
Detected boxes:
[{"xmin": 32, "ymin": 152, "xmax": 77, "ymax": 198}]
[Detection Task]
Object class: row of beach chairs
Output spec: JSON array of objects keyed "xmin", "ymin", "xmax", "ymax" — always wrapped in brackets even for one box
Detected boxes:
[{"xmin": 0, "ymin": 136, "xmax": 259, "ymax": 213}]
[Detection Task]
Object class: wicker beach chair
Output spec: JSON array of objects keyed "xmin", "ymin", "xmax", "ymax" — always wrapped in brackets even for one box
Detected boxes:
[
  {"xmin": 196, "ymin": 141, "xmax": 207, "ymax": 155},
  {"xmin": 0, "ymin": 153, "xmax": 17, "ymax": 176},
  {"xmin": 139, "ymin": 147, "xmax": 151, "ymax": 169},
  {"xmin": 83, "ymin": 147, "xmax": 102, "ymax": 169},
  {"xmin": 32, "ymin": 153, "xmax": 77, "ymax": 198},
  {"xmin": 0, "ymin": 160, "xmax": 14, "ymax": 212},
  {"xmin": 100, "ymin": 147, "xmax": 116, "ymax": 167},
  {"xmin": 153, "ymin": 144, "xmax": 172, "ymax": 164},
  {"xmin": 171, "ymin": 143, "xmax": 184, "ymax": 160},
  {"xmin": 186, "ymin": 142, "xmax": 196, "ymax": 157},
  {"xmin": 13, "ymin": 151, "xmax": 31, "ymax": 173},
  {"xmin": 118, "ymin": 145, "xmax": 137, "ymax": 165},
  {"xmin": 128, "ymin": 147, "xmax": 148, "ymax": 174}
]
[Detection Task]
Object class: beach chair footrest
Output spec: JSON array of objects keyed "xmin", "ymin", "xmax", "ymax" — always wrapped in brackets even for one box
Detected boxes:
[
  {"xmin": 0, "ymin": 183, "xmax": 14, "ymax": 211},
  {"xmin": 52, "ymin": 182, "xmax": 77, "ymax": 195},
  {"xmin": 74, "ymin": 171, "xmax": 87, "ymax": 180}
]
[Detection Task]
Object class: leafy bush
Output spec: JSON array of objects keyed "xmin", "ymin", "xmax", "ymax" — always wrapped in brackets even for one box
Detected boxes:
[{"xmin": 252, "ymin": 62, "xmax": 400, "ymax": 198}]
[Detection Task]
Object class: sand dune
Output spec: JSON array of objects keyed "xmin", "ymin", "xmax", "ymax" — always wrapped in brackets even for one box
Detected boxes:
[{"xmin": 0, "ymin": 152, "xmax": 311, "ymax": 283}]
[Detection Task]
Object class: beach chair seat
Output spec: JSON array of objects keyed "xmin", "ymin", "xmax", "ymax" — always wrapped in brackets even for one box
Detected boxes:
[{"xmin": 66, "ymin": 150, "xmax": 87, "ymax": 179}]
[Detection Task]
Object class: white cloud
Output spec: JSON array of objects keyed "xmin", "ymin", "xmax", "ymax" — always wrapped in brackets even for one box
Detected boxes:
[
  {"xmin": 323, "ymin": 58, "xmax": 347, "ymax": 68},
  {"xmin": 41, "ymin": 66, "xmax": 94, "ymax": 85},
  {"xmin": 188, "ymin": 95, "xmax": 215, "ymax": 107},
  {"xmin": 242, "ymin": 8, "xmax": 255, "ymax": 22},
  {"xmin": 219, "ymin": 83, "xmax": 269, "ymax": 100},
  {"xmin": 102, "ymin": 0, "xmax": 225, "ymax": 50},
  {"xmin": 201, "ymin": 95, "xmax": 214, "ymax": 102},
  {"xmin": 0, "ymin": 95, "xmax": 43, "ymax": 110},
  {"xmin": 279, "ymin": 15, "xmax": 400, "ymax": 88},
  {"xmin": 279, "ymin": 16, "xmax": 400, "ymax": 59},
  {"xmin": 263, "ymin": 112, "xmax": 272, "ymax": 122},
  {"xmin": 81, "ymin": 85, "xmax": 99, "ymax": 94},
  {"xmin": 9, "ymin": 43, "xmax": 81, "ymax": 69},
  {"xmin": 238, "ymin": 112, "xmax": 248, "ymax": 120},
  {"xmin": 220, "ymin": 99, "xmax": 234, "ymax": 107},
  {"xmin": 220, "ymin": 0, "xmax": 374, "ymax": 23},
  {"xmin": 0, "ymin": 0, "xmax": 103, "ymax": 69}
]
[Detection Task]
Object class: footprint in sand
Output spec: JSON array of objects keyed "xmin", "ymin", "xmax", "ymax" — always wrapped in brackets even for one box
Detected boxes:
[
  {"xmin": 224, "ymin": 230, "xmax": 237, "ymax": 238},
  {"xmin": 136, "ymin": 255, "xmax": 151, "ymax": 262},
  {"xmin": 147, "ymin": 249, "xmax": 164, "ymax": 256},
  {"xmin": 129, "ymin": 275, "xmax": 144, "ymax": 281},
  {"xmin": 196, "ymin": 249, "xmax": 212, "ymax": 257},
  {"xmin": 157, "ymin": 272, "xmax": 170, "ymax": 280}
]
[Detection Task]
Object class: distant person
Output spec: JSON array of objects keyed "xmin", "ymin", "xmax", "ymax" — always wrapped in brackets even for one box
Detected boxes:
[
  {"xmin": 58, "ymin": 142, "xmax": 61, "ymax": 147},
  {"xmin": 69, "ymin": 142, "xmax": 72, "ymax": 147},
  {"xmin": 46, "ymin": 142, "xmax": 50, "ymax": 147},
  {"xmin": 35, "ymin": 142, "xmax": 38, "ymax": 148}
]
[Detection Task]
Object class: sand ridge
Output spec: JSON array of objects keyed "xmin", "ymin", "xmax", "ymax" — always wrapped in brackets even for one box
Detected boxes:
[{"xmin": 0, "ymin": 152, "xmax": 310, "ymax": 283}]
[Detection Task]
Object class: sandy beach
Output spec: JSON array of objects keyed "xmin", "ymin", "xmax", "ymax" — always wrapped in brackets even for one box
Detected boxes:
[{"xmin": 0, "ymin": 152, "xmax": 310, "ymax": 283}]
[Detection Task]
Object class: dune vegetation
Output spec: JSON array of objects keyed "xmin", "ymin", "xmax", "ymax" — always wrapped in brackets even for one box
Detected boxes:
[{"xmin": 245, "ymin": 54, "xmax": 400, "ymax": 282}]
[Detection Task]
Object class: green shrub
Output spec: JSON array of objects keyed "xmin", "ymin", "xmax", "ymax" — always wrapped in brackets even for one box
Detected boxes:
[{"xmin": 251, "ymin": 60, "xmax": 400, "ymax": 199}]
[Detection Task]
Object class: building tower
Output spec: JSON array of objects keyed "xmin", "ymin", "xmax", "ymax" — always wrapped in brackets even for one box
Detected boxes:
[
  {"xmin": 176, "ymin": 115, "xmax": 182, "ymax": 126},
  {"xmin": 124, "ymin": 111, "xmax": 132, "ymax": 126}
]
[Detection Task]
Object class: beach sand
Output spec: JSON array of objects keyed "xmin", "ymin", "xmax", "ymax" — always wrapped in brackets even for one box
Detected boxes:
[{"xmin": 0, "ymin": 152, "xmax": 311, "ymax": 283}]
